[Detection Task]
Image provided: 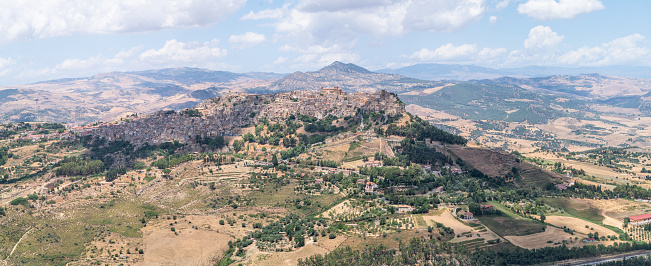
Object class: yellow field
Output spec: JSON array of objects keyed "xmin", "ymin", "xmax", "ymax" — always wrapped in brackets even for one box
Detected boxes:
[
  {"xmin": 423, "ymin": 211, "xmax": 500, "ymax": 243},
  {"xmin": 545, "ymin": 216, "xmax": 617, "ymax": 237}
]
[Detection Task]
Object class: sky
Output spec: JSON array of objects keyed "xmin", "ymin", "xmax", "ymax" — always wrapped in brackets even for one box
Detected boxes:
[{"xmin": 0, "ymin": 0, "xmax": 649, "ymax": 86}]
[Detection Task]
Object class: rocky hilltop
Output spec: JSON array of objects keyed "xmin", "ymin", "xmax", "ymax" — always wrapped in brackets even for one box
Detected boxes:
[
  {"xmin": 263, "ymin": 61, "xmax": 435, "ymax": 93},
  {"xmin": 90, "ymin": 88, "xmax": 404, "ymax": 146}
]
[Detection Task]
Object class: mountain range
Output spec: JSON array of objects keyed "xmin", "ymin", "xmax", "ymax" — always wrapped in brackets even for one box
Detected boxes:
[
  {"xmin": 379, "ymin": 63, "xmax": 651, "ymax": 81},
  {"xmin": 2, "ymin": 61, "xmax": 651, "ymax": 125}
]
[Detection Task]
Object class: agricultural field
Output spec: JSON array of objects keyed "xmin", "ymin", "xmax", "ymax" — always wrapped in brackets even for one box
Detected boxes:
[{"xmin": 4, "ymin": 106, "xmax": 651, "ymax": 266}]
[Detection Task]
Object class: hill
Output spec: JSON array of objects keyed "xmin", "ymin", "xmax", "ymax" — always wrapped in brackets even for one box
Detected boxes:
[
  {"xmin": 0, "ymin": 68, "xmax": 282, "ymax": 124},
  {"xmin": 3, "ymin": 89, "xmax": 651, "ymax": 265},
  {"xmin": 262, "ymin": 61, "xmax": 437, "ymax": 92},
  {"xmin": 380, "ymin": 63, "xmax": 651, "ymax": 81}
]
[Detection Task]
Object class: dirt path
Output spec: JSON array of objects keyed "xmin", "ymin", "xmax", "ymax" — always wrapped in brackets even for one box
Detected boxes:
[{"xmin": 9, "ymin": 227, "xmax": 33, "ymax": 258}]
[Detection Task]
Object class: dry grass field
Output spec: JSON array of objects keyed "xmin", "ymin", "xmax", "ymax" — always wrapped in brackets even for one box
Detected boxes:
[
  {"xmin": 504, "ymin": 227, "xmax": 620, "ymax": 249},
  {"xmin": 545, "ymin": 216, "xmax": 617, "ymax": 237},
  {"xmin": 321, "ymin": 200, "xmax": 360, "ymax": 219},
  {"xmin": 422, "ymin": 211, "xmax": 500, "ymax": 243}
]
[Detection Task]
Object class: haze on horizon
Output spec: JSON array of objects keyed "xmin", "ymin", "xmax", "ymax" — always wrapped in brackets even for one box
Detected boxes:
[{"xmin": 0, "ymin": 0, "xmax": 649, "ymax": 86}]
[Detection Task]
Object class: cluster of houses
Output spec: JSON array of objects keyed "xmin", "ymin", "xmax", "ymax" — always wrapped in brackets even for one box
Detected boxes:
[
  {"xmin": 555, "ymin": 180, "xmax": 576, "ymax": 190},
  {"xmin": 89, "ymin": 89, "xmax": 405, "ymax": 147}
]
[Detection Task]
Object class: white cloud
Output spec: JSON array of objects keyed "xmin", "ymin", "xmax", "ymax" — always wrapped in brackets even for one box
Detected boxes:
[
  {"xmin": 496, "ymin": 0, "xmax": 510, "ymax": 10},
  {"xmin": 0, "ymin": 57, "xmax": 13, "ymax": 76},
  {"xmin": 297, "ymin": 0, "xmax": 394, "ymax": 12},
  {"xmin": 241, "ymin": 8, "xmax": 284, "ymax": 20},
  {"xmin": 139, "ymin": 39, "xmax": 227, "ymax": 65},
  {"xmin": 411, "ymin": 44, "xmax": 478, "ymax": 61},
  {"xmin": 280, "ymin": 43, "xmax": 360, "ymax": 69},
  {"xmin": 489, "ymin": 16, "xmax": 498, "ymax": 25},
  {"xmin": 524, "ymin": 26, "xmax": 564, "ymax": 49},
  {"xmin": 229, "ymin": 32, "xmax": 267, "ymax": 47},
  {"xmin": 0, "ymin": 57, "xmax": 13, "ymax": 69},
  {"xmin": 272, "ymin": 0, "xmax": 485, "ymax": 49},
  {"xmin": 558, "ymin": 34, "xmax": 650, "ymax": 66},
  {"xmin": 517, "ymin": 0, "xmax": 604, "ymax": 20},
  {"xmin": 402, "ymin": 0, "xmax": 485, "ymax": 32},
  {"xmin": 409, "ymin": 43, "xmax": 507, "ymax": 62},
  {"xmin": 0, "ymin": 0, "xmax": 246, "ymax": 41},
  {"xmin": 273, "ymin": 57, "xmax": 288, "ymax": 65}
]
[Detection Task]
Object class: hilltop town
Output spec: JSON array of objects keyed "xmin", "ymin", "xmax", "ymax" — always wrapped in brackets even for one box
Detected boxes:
[
  {"xmin": 5, "ymin": 85, "xmax": 651, "ymax": 265},
  {"xmin": 90, "ymin": 87, "xmax": 404, "ymax": 146}
]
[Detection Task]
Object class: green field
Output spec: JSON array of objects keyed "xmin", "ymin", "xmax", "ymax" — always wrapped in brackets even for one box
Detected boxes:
[
  {"xmin": 478, "ymin": 215, "xmax": 546, "ymax": 237},
  {"xmin": 540, "ymin": 198, "xmax": 604, "ymax": 223},
  {"xmin": 477, "ymin": 201, "xmax": 546, "ymax": 237}
]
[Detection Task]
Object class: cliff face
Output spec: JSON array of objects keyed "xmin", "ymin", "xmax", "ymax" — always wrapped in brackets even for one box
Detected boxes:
[{"xmin": 90, "ymin": 90, "xmax": 404, "ymax": 146}]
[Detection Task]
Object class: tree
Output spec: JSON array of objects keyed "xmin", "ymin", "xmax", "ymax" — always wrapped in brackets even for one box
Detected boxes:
[
  {"xmin": 272, "ymin": 154, "xmax": 278, "ymax": 167},
  {"xmin": 540, "ymin": 213, "xmax": 546, "ymax": 223},
  {"xmin": 232, "ymin": 140, "xmax": 245, "ymax": 152}
]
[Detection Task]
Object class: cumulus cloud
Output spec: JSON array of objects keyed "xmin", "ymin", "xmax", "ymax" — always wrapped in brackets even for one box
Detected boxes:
[
  {"xmin": 489, "ymin": 16, "xmax": 498, "ymax": 25},
  {"xmin": 273, "ymin": 57, "xmax": 288, "ymax": 65},
  {"xmin": 402, "ymin": 0, "xmax": 485, "ymax": 32},
  {"xmin": 517, "ymin": 0, "xmax": 604, "ymax": 20},
  {"xmin": 496, "ymin": 0, "xmax": 510, "ymax": 10},
  {"xmin": 558, "ymin": 34, "xmax": 650, "ymax": 66},
  {"xmin": 524, "ymin": 26, "xmax": 564, "ymax": 50},
  {"xmin": 241, "ymin": 8, "xmax": 284, "ymax": 20},
  {"xmin": 0, "ymin": 0, "xmax": 245, "ymax": 40},
  {"xmin": 229, "ymin": 32, "xmax": 267, "ymax": 47},
  {"xmin": 0, "ymin": 57, "xmax": 13, "ymax": 76},
  {"xmin": 0, "ymin": 57, "xmax": 12, "ymax": 68},
  {"xmin": 139, "ymin": 39, "xmax": 227, "ymax": 65},
  {"xmin": 410, "ymin": 43, "xmax": 507, "ymax": 62},
  {"xmin": 297, "ymin": 0, "xmax": 394, "ymax": 12},
  {"xmin": 270, "ymin": 0, "xmax": 485, "ymax": 48},
  {"xmin": 280, "ymin": 43, "xmax": 361, "ymax": 69}
]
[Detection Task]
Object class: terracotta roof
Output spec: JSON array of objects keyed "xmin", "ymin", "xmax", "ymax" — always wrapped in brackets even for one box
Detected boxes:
[{"xmin": 630, "ymin": 213, "xmax": 651, "ymax": 221}]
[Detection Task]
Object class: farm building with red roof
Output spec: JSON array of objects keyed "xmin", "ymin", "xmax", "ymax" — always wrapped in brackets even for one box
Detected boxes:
[{"xmin": 629, "ymin": 214, "xmax": 651, "ymax": 225}]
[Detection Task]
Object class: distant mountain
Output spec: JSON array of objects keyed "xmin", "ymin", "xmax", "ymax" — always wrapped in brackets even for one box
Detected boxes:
[
  {"xmin": 377, "ymin": 63, "xmax": 511, "ymax": 81},
  {"xmin": 0, "ymin": 67, "xmax": 281, "ymax": 124},
  {"xmin": 379, "ymin": 63, "xmax": 651, "ymax": 81},
  {"xmin": 3, "ymin": 62, "xmax": 651, "ymax": 125},
  {"xmin": 263, "ymin": 61, "xmax": 438, "ymax": 92},
  {"xmin": 474, "ymin": 73, "xmax": 651, "ymax": 100}
]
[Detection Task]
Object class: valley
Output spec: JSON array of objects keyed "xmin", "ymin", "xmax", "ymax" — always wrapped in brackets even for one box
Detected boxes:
[{"xmin": 2, "ymin": 63, "xmax": 651, "ymax": 265}]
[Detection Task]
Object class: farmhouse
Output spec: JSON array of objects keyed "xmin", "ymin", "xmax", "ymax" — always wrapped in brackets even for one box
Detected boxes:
[
  {"xmin": 481, "ymin": 204, "xmax": 494, "ymax": 211},
  {"xmin": 628, "ymin": 213, "xmax": 651, "ymax": 225},
  {"xmin": 462, "ymin": 212, "xmax": 474, "ymax": 220},
  {"xmin": 365, "ymin": 181, "xmax": 378, "ymax": 193},
  {"xmin": 396, "ymin": 205, "xmax": 414, "ymax": 213}
]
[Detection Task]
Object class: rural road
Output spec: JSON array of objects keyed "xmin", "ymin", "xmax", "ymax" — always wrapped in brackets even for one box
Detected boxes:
[{"xmin": 555, "ymin": 250, "xmax": 651, "ymax": 265}]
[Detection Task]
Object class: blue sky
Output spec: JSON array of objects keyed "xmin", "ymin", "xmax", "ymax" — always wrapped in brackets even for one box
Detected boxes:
[{"xmin": 0, "ymin": 0, "xmax": 648, "ymax": 86}]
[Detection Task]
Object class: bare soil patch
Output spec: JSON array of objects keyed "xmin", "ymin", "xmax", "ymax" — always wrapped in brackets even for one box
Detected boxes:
[
  {"xmin": 545, "ymin": 216, "xmax": 617, "ymax": 237},
  {"xmin": 142, "ymin": 226, "xmax": 230, "ymax": 266}
]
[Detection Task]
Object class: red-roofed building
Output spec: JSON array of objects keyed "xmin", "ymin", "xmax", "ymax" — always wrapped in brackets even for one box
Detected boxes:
[
  {"xmin": 365, "ymin": 181, "xmax": 378, "ymax": 193},
  {"xmin": 629, "ymin": 214, "xmax": 651, "ymax": 225},
  {"xmin": 481, "ymin": 204, "xmax": 494, "ymax": 211}
]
